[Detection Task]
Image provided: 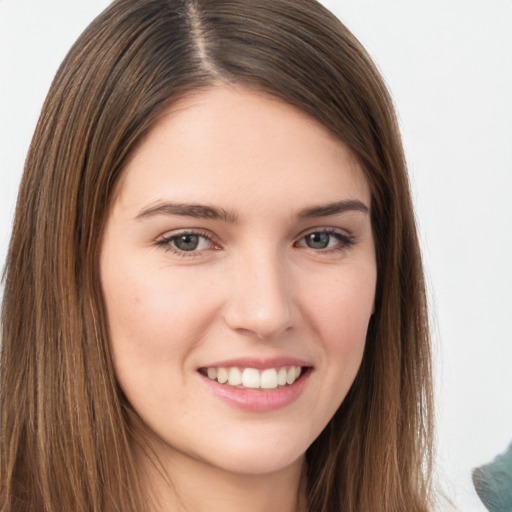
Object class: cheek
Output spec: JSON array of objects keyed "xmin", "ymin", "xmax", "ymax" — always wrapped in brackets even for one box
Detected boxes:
[
  {"xmin": 103, "ymin": 255, "xmax": 212, "ymax": 340},
  {"xmin": 304, "ymin": 264, "xmax": 376, "ymax": 388},
  {"xmin": 306, "ymin": 264, "xmax": 375, "ymax": 340},
  {"xmin": 101, "ymin": 271, "xmax": 213, "ymax": 416},
  {"xmin": 100, "ymin": 257, "xmax": 220, "ymax": 388}
]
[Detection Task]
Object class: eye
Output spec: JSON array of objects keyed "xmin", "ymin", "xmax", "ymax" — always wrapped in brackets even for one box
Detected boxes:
[
  {"xmin": 295, "ymin": 229, "xmax": 354, "ymax": 251},
  {"xmin": 156, "ymin": 230, "xmax": 216, "ymax": 254},
  {"xmin": 304, "ymin": 232, "xmax": 332, "ymax": 249}
]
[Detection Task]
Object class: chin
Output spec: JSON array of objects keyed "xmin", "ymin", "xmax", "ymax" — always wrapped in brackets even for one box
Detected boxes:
[
  {"xmin": 205, "ymin": 447, "xmax": 305, "ymax": 477},
  {"xmin": 160, "ymin": 428, "xmax": 309, "ymax": 477}
]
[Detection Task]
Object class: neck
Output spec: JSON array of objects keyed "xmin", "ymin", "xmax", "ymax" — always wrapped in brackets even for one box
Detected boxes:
[{"xmin": 138, "ymin": 442, "xmax": 306, "ymax": 512}]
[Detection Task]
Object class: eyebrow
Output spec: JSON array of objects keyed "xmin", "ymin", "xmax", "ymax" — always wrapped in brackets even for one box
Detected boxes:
[
  {"xmin": 136, "ymin": 202, "xmax": 239, "ymax": 222},
  {"xmin": 297, "ymin": 199, "xmax": 369, "ymax": 219},
  {"xmin": 136, "ymin": 199, "xmax": 369, "ymax": 222}
]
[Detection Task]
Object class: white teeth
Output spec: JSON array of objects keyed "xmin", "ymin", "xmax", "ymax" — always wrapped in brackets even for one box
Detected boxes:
[
  {"xmin": 260, "ymin": 368, "xmax": 278, "ymax": 389},
  {"xmin": 228, "ymin": 367, "xmax": 242, "ymax": 386},
  {"xmin": 204, "ymin": 365, "xmax": 304, "ymax": 390},
  {"xmin": 277, "ymin": 367, "xmax": 287, "ymax": 386},
  {"xmin": 242, "ymin": 368, "xmax": 260, "ymax": 388},
  {"xmin": 217, "ymin": 367, "xmax": 228, "ymax": 384}
]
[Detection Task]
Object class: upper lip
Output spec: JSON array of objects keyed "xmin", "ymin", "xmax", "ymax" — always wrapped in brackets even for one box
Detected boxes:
[{"xmin": 198, "ymin": 357, "xmax": 312, "ymax": 370}]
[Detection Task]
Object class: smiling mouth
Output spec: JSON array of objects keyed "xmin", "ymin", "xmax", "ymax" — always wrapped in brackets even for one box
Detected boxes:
[{"xmin": 199, "ymin": 366, "xmax": 307, "ymax": 390}]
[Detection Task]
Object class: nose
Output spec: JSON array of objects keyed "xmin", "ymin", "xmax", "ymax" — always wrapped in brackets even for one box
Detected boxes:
[{"xmin": 222, "ymin": 249, "xmax": 299, "ymax": 340}]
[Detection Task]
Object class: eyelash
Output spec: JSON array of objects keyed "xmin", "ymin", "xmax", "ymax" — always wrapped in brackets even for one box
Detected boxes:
[
  {"xmin": 155, "ymin": 228, "xmax": 355, "ymax": 257},
  {"xmin": 294, "ymin": 228, "xmax": 356, "ymax": 253},
  {"xmin": 155, "ymin": 229, "xmax": 218, "ymax": 257}
]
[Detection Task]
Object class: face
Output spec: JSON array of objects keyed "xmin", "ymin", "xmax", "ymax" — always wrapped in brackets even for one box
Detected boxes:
[{"xmin": 100, "ymin": 86, "xmax": 376, "ymax": 477}]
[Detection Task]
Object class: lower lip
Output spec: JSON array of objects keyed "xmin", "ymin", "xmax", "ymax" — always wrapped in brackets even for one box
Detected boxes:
[{"xmin": 199, "ymin": 369, "xmax": 311, "ymax": 412}]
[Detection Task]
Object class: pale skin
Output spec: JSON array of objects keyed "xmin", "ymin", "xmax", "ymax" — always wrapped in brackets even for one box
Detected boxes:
[{"xmin": 100, "ymin": 85, "xmax": 377, "ymax": 512}]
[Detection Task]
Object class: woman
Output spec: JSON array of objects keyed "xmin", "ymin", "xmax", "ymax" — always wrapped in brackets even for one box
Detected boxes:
[{"xmin": 0, "ymin": 0, "xmax": 433, "ymax": 511}]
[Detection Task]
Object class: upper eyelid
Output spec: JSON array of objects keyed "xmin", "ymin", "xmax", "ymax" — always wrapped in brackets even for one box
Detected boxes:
[
  {"xmin": 156, "ymin": 228, "xmax": 216, "ymax": 242},
  {"xmin": 155, "ymin": 225, "xmax": 351, "ymax": 236},
  {"xmin": 295, "ymin": 226, "xmax": 353, "ymax": 239}
]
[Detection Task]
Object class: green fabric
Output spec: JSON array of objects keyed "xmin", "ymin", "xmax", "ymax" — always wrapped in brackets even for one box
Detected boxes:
[{"xmin": 472, "ymin": 443, "xmax": 512, "ymax": 512}]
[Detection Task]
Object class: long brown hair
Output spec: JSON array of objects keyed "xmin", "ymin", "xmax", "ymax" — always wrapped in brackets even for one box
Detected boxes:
[{"xmin": 1, "ymin": 0, "xmax": 433, "ymax": 510}]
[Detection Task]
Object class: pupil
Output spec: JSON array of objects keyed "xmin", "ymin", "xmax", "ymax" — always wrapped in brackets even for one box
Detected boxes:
[
  {"xmin": 307, "ymin": 232, "xmax": 329, "ymax": 249},
  {"xmin": 174, "ymin": 234, "xmax": 199, "ymax": 251}
]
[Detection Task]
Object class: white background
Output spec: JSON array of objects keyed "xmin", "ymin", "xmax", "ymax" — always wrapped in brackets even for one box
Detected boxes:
[{"xmin": 1, "ymin": 1, "xmax": 511, "ymax": 511}]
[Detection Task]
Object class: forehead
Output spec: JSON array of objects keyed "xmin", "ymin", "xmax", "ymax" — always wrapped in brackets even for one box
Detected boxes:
[{"xmin": 113, "ymin": 85, "xmax": 370, "ymax": 216}]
